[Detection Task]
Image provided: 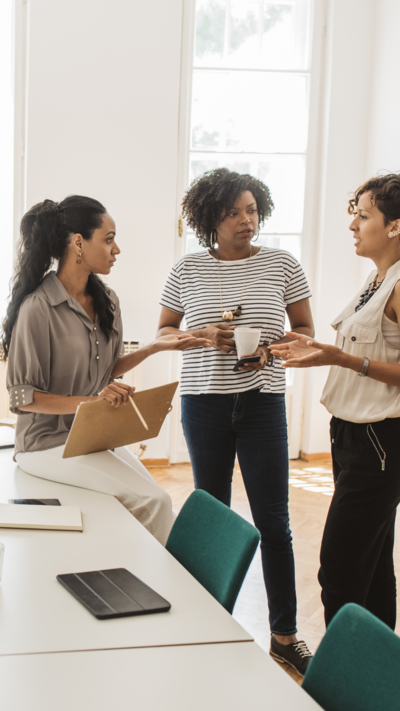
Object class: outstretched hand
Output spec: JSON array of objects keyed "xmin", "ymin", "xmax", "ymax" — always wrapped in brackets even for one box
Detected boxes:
[
  {"xmin": 154, "ymin": 333, "xmax": 212, "ymax": 352},
  {"xmin": 270, "ymin": 331, "xmax": 343, "ymax": 369}
]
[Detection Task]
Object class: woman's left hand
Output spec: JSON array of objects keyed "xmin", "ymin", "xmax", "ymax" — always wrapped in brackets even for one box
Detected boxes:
[
  {"xmin": 238, "ymin": 345, "xmax": 271, "ymax": 371},
  {"xmin": 153, "ymin": 333, "xmax": 212, "ymax": 352}
]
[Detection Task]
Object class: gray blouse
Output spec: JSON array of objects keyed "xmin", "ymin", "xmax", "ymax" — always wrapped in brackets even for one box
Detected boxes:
[{"xmin": 7, "ymin": 272, "xmax": 124, "ymax": 457}]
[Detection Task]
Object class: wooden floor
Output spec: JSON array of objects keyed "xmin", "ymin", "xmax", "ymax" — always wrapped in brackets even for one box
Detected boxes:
[{"xmin": 152, "ymin": 458, "xmax": 400, "ymax": 684}]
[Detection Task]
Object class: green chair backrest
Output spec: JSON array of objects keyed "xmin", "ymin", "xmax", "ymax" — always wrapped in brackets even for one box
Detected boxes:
[
  {"xmin": 303, "ymin": 603, "xmax": 400, "ymax": 711},
  {"xmin": 166, "ymin": 489, "xmax": 260, "ymax": 613}
]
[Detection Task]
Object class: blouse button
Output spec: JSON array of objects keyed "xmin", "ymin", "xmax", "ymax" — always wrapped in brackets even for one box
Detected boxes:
[
  {"xmin": 96, "ymin": 341, "xmax": 99, "ymax": 345},
  {"xmin": 351, "ymin": 336, "xmax": 356, "ymax": 342},
  {"xmin": 94, "ymin": 327, "xmax": 97, "ymax": 331},
  {"xmin": 96, "ymin": 356, "xmax": 100, "ymax": 360}
]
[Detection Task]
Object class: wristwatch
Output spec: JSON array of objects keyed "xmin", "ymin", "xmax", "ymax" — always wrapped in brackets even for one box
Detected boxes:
[
  {"xmin": 264, "ymin": 344, "xmax": 274, "ymax": 367},
  {"xmin": 357, "ymin": 356, "xmax": 370, "ymax": 377}
]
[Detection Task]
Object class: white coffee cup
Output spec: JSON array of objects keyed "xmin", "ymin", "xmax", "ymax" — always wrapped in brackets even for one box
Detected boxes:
[{"xmin": 234, "ymin": 327, "xmax": 261, "ymax": 360}]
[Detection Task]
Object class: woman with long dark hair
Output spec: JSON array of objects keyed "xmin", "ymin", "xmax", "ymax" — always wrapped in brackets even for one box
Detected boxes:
[
  {"xmin": 271, "ymin": 174, "xmax": 400, "ymax": 628},
  {"xmin": 3, "ymin": 196, "xmax": 208, "ymax": 544},
  {"xmin": 157, "ymin": 168, "xmax": 315, "ymax": 676}
]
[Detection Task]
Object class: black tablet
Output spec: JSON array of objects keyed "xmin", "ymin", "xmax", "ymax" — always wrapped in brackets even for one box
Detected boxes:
[
  {"xmin": 57, "ymin": 567, "xmax": 171, "ymax": 619},
  {"xmin": 8, "ymin": 498, "xmax": 61, "ymax": 506}
]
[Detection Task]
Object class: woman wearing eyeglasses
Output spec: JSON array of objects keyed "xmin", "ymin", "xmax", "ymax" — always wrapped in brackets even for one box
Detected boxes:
[{"xmin": 271, "ymin": 174, "xmax": 400, "ymax": 630}]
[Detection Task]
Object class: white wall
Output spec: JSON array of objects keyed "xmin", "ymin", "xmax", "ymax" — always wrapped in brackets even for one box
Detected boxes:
[
  {"xmin": 6, "ymin": 0, "xmax": 400, "ymax": 458},
  {"xmin": 367, "ymin": 0, "xmax": 400, "ymax": 176},
  {"xmin": 22, "ymin": 0, "xmax": 184, "ymax": 458},
  {"xmin": 301, "ymin": 0, "xmax": 376, "ymax": 454}
]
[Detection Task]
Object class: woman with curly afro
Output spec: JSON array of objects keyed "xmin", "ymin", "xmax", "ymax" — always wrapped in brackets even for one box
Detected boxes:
[{"xmin": 158, "ymin": 168, "xmax": 315, "ymax": 676}]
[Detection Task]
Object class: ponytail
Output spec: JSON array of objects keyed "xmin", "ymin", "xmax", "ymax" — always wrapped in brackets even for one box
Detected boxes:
[{"xmin": 1, "ymin": 195, "xmax": 115, "ymax": 360}]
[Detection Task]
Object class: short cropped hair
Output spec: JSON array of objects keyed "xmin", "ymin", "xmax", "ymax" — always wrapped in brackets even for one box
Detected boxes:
[{"xmin": 348, "ymin": 174, "xmax": 400, "ymax": 225}]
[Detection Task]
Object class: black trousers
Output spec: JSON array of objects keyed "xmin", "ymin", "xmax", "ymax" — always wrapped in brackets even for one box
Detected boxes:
[{"xmin": 318, "ymin": 416, "xmax": 400, "ymax": 629}]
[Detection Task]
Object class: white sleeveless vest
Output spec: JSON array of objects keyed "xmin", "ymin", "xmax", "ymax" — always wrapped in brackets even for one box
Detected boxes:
[{"xmin": 321, "ymin": 259, "xmax": 400, "ymax": 423}]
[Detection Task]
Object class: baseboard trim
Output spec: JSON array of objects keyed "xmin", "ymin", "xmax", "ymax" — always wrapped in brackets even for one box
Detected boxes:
[
  {"xmin": 300, "ymin": 451, "xmax": 331, "ymax": 462},
  {"xmin": 141, "ymin": 458, "xmax": 169, "ymax": 468}
]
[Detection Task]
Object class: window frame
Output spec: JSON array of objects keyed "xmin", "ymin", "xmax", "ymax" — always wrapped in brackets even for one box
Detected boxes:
[{"xmin": 170, "ymin": 0, "xmax": 327, "ymax": 461}]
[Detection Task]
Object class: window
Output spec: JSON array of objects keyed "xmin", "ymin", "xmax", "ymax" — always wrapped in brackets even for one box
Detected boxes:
[
  {"xmin": 185, "ymin": 0, "xmax": 313, "ymax": 262},
  {"xmin": 0, "ymin": 0, "xmax": 14, "ymax": 320}
]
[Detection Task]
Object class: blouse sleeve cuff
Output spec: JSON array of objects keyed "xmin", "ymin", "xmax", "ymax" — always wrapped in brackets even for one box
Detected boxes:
[{"xmin": 8, "ymin": 384, "xmax": 40, "ymax": 414}]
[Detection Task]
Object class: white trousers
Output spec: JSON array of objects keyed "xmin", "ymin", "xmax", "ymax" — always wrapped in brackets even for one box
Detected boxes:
[{"xmin": 16, "ymin": 446, "xmax": 174, "ymax": 546}]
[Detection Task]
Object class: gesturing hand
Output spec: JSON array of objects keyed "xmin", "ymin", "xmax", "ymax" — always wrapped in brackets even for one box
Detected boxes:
[
  {"xmin": 270, "ymin": 331, "xmax": 343, "ymax": 368},
  {"xmin": 98, "ymin": 381, "xmax": 135, "ymax": 408},
  {"xmin": 201, "ymin": 323, "xmax": 236, "ymax": 353},
  {"xmin": 154, "ymin": 334, "xmax": 212, "ymax": 352}
]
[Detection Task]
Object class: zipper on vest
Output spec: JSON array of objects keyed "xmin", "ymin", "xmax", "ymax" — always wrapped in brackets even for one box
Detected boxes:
[{"xmin": 366, "ymin": 424, "xmax": 386, "ymax": 471}]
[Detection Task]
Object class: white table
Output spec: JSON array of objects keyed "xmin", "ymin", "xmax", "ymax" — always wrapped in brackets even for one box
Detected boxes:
[
  {"xmin": 0, "ymin": 642, "xmax": 321, "ymax": 710},
  {"xmin": 0, "ymin": 455, "xmax": 251, "ymax": 655}
]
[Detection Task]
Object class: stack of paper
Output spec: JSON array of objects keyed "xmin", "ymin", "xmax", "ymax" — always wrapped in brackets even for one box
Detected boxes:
[{"xmin": 0, "ymin": 504, "xmax": 83, "ymax": 531}]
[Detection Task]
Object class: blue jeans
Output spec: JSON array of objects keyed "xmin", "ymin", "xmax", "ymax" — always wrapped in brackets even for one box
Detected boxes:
[{"xmin": 181, "ymin": 389, "xmax": 297, "ymax": 635}]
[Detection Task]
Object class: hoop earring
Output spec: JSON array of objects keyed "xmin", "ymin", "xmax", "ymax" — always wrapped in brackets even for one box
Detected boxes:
[
  {"xmin": 210, "ymin": 229, "xmax": 217, "ymax": 248},
  {"xmin": 252, "ymin": 230, "xmax": 259, "ymax": 242}
]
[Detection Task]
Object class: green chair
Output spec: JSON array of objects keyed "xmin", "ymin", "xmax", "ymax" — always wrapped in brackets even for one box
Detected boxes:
[
  {"xmin": 303, "ymin": 603, "xmax": 400, "ymax": 711},
  {"xmin": 166, "ymin": 489, "xmax": 260, "ymax": 613}
]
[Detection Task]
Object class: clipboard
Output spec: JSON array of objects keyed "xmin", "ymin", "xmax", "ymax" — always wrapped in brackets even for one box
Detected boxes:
[{"xmin": 63, "ymin": 382, "xmax": 178, "ymax": 458}]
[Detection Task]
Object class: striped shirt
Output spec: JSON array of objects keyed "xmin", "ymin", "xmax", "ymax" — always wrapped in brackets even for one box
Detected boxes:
[{"xmin": 160, "ymin": 247, "xmax": 311, "ymax": 395}]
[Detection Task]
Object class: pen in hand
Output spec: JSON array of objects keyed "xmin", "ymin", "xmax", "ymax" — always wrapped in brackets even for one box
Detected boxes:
[{"xmin": 129, "ymin": 396, "xmax": 149, "ymax": 431}]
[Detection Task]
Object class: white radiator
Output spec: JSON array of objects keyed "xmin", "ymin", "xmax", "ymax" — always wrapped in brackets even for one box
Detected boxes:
[{"xmin": 121, "ymin": 341, "xmax": 145, "ymax": 457}]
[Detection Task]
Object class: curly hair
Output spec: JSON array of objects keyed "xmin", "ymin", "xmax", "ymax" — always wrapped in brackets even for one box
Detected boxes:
[
  {"xmin": 182, "ymin": 168, "xmax": 274, "ymax": 248},
  {"xmin": 348, "ymin": 173, "xmax": 400, "ymax": 225},
  {"xmin": 1, "ymin": 195, "xmax": 115, "ymax": 361}
]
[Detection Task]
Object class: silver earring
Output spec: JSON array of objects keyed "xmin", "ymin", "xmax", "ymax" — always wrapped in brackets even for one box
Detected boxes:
[
  {"xmin": 210, "ymin": 229, "xmax": 217, "ymax": 248},
  {"xmin": 253, "ymin": 230, "xmax": 259, "ymax": 242}
]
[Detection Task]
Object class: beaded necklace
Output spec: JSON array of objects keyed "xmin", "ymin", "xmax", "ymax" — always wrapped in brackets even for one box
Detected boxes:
[{"xmin": 355, "ymin": 275, "xmax": 385, "ymax": 312}]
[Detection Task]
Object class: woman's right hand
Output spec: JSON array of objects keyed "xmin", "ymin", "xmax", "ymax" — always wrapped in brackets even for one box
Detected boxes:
[
  {"xmin": 98, "ymin": 381, "xmax": 136, "ymax": 408},
  {"xmin": 153, "ymin": 334, "xmax": 212, "ymax": 352},
  {"xmin": 201, "ymin": 323, "xmax": 236, "ymax": 353},
  {"xmin": 270, "ymin": 331, "xmax": 320, "ymax": 361}
]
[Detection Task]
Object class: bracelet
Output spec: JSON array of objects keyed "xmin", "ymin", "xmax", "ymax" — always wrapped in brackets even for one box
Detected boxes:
[
  {"xmin": 357, "ymin": 356, "xmax": 370, "ymax": 377},
  {"xmin": 264, "ymin": 344, "xmax": 274, "ymax": 367}
]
